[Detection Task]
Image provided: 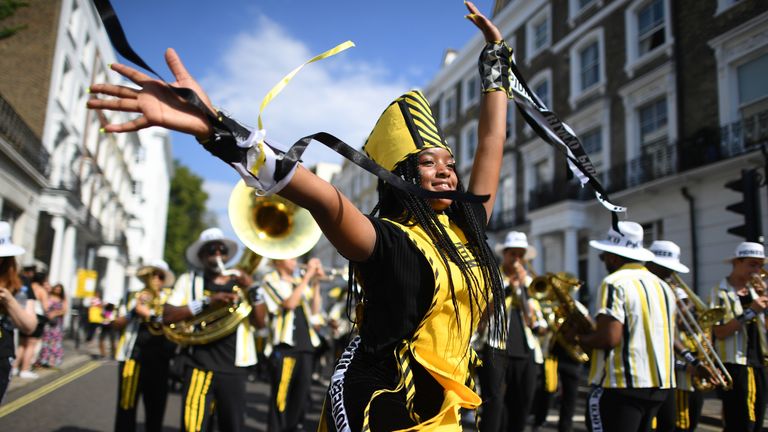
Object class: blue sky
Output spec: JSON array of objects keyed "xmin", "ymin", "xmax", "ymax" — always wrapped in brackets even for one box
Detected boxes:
[{"xmin": 108, "ymin": 0, "xmax": 493, "ymax": 230}]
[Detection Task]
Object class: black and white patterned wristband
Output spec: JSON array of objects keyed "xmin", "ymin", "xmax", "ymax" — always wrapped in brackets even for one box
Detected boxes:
[{"xmin": 478, "ymin": 40, "xmax": 513, "ymax": 95}]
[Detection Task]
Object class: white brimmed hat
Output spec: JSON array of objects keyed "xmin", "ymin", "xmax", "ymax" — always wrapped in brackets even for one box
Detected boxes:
[
  {"xmin": 649, "ymin": 240, "xmax": 690, "ymax": 274},
  {"xmin": 0, "ymin": 221, "xmax": 25, "ymax": 257},
  {"xmin": 589, "ymin": 221, "xmax": 655, "ymax": 262},
  {"xmin": 497, "ymin": 231, "xmax": 537, "ymax": 260},
  {"xmin": 136, "ymin": 259, "xmax": 176, "ymax": 287},
  {"xmin": 727, "ymin": 242, "xmax": 766, "ymax": 263},
  {"xmin": 185, "ymin": 228, "xmax": 239, "ymax": 270}
]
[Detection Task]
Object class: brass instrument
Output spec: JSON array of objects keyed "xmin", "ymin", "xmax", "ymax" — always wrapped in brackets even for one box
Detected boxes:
[
  {"xmin": 228, "ymin": 179, "xmax": 322, "ymax": 260},
  {"xmin": 668, "ymin": 273, "xmax": 733, "ymax": 391},
  {"xmin": 162, "ymin": 183, "xmax": 324, "ymax": 345},
  {"xmin": 529, "ymin": 272, "xmax": 593, "ymax": 363},
  {"xmin": 748, "ymin": 268, "xmax": 768, "ymax": 296},
  {"xmin": 135, "ymin": 288, "xmax": 165, "ymax": 336}
]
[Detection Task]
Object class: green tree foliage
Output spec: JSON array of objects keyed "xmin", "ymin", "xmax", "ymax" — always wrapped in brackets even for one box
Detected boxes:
[
  {"xmin": 164, "ymin": 160, "xmax": 209, "ymax": 275},
  {"xmin": 0, "ymin": 0, "xmax": 28, "ymax": 40}
]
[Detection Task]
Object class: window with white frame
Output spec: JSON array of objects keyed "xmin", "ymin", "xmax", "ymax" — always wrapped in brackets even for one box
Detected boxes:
[
  {"xmin": 501, "ymin": 176, "xmax": 515, "ymax": 212},
  {"xmin": 440, "ymin": 90, "xmax": 457, "ymax": 125},
  {"xmin": 58, "ymin": 58, "xmax": 75, "ymax": 107},
  {"xmin": 569, "ymin": 29, "xmax": 605, "ymax": 106},
  {"xmin": 638, "ymin": 97, "xmax": 668, "ymax": 149},
  {"xmin": 737, "ymin": 52, "xmax": 768, "ymax": 119},
  {"xmin": 67, "ymin": 0, "xmax": 82, "ymax": 43},
  {"xmin": 580, "ymin": 43, "xmax": 600, "ymax": 91},
  {"xmin": 625, "ymin": 0, "xmax": 672, "ymax": 76},
  {"xmin": 527, "ymin": 6, "xmax": 551, "ymax": 61},
  {"xmin": 460, "ymin": 121, "xmax": 478, "ymax": 171},
  {"xmin": 581, "ymin": 127, "xmax": 603, "ymax": 158},
  {"xmin": 637, "ymin": 0, "xmax": 665, "ymax": 56},
  {"xmin": 524, "ymin": 70, "xmax": 552, "ymax": 136},
  {"xmin": 709, "ymin": 13, "xmax": 768, "ymax": 129},
  {"xmin": 463, "ymin": 74, "xmax": 480, "ymax": 111},
  {"xmin": 534, "ymin": 159, "xmax": 550, "ymax": 190}
]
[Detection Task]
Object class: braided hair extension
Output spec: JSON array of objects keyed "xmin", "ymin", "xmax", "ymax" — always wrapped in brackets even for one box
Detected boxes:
[{"xmin": 345, "ymin": 154, "xmax": 506, "ymax": 346}]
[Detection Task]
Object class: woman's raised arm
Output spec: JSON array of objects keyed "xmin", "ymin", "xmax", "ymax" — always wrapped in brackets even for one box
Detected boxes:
[
  {"xmin": 87, "ymin": 49, "xmax": 377, "ymax": 262},
  {"xmin": 464, "ymin": 2, "xmax": 508, "ymax": 221}
]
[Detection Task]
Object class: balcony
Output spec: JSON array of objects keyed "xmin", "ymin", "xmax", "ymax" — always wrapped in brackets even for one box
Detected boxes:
[
  {"xmin": 0, "ymin": 95, "xmax": 50, "ymax": 177},
  {"xmin": 527, "ymin": 108, "xmax": 768, "ymax": 211},
  {"xmin": 488, "ymin": 206, "xmax": 526, "ymax": 231}
]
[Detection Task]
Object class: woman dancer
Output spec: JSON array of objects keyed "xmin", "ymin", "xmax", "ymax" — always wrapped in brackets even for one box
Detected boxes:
[{"xmin": 87, "ymin": 3, "xmax": 509, "ymax": 429}]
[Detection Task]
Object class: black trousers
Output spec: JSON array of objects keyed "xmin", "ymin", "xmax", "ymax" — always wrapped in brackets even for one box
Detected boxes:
[
  {"xmin": 556, "ymin": 357, "xmax": 581, "ymax": 432},
  {"xmin": 586, "ymin": 387, "xmax": 670, "ymax": 432},
  {"xmin": 114, "ymin": 357, "xmax": 171, "ymax": 432},
  {"xmin": 180, "ymin": 366, "xmax": 247, "ymax": 432},
  {"xmin": 0, "ymin": 356, "xmax": 11, "ymax": 404},
  {"xmin": 478, "ymin": 347, "xmax": 537, "ymax": 432},
  {"xmin": 531, "ymin": 361, "xmax": 553, "ymax": 427},
  {"xmin": 720, "ymin": 363, "xmax": 767, "ymax": 432},
  {"xmin": 268, "ymin": 347, "xmax": 314, "ymax": 432}
]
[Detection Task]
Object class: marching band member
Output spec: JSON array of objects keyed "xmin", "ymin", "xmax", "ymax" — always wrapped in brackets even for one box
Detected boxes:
[
  {"xmin": 260, "ymin": 257, "xmax": 323, "ymax": 431},
  {"xmin": 112, "ymin": 260, "xmax": 176, "ymax": 432},
  {"xmin": 479, "ymin": 231, "xmax": 538, "ymax": 432},
  {"xmin": 709, "ymin": 241, "xmax": 768, "ymax": 432},
  {"xmin": 86, "ymin": 2, "xmax": 508, "ymax": 429},
  {"xmin": 162, "ymin": 228, "xmax": 262, "ymax": 432},
  {"xmin": 0, "ymin": 221, "xmax": 37, "ymax": 404},
  {"xmin": 572, "ymin": 221, "xmax": 676, "ymax": 432},
  {"xmin": 645, "ymin": 240, "xmax": 702, "ymax": 432}
]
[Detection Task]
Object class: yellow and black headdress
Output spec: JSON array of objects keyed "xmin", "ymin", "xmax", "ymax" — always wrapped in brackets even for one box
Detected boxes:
[{"xmin": 364, "ymin": 90, "xmax": 452, "ymax": 172}]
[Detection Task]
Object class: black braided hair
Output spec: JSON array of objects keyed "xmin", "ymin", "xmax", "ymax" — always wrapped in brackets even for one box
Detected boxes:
[{"xmin": 345, "ymin": 153, "xmax": 506, "ymax": 347}]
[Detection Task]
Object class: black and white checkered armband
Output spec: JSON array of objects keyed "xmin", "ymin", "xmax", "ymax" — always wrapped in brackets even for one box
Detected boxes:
[
  {"xmin": 478, "ymin": 40, "xmax": 513, "ymax": 95},
  {"xmin": 197, "ymin": 112, "xmax": 298, "ymax": 196}
]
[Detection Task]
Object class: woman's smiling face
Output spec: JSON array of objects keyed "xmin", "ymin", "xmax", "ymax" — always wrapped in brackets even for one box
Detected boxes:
[{"xmin": 417, "ymin": 148, "xmax": 457, "ymax": 212}]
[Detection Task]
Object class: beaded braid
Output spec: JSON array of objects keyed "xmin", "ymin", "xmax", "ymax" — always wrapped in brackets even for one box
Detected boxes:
[{"xmin": 345, "ymin": 154, "xmax": 506, "ymax": 346}]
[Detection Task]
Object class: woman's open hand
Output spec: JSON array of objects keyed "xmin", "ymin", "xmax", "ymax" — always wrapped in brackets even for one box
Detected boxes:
[
  {"xmin": 87, "ymin": 48, "xmax": 215, "ymax": 140},
  {"xmin": 465, "ymin": 1, "xmax": 503, "ymax": 42}
]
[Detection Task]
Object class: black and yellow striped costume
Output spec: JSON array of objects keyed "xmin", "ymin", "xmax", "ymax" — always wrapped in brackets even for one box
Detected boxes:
[
  {"xmin": 114, "ymin": 288, "xmax": 175, "ymax": 432},
  {"xmin": 319, "ymin": 212, "xmax": 486, "ymax": 431},
  {"xmin": 710, "ymin": 278, "xmax": 768, "ymax": 432}
]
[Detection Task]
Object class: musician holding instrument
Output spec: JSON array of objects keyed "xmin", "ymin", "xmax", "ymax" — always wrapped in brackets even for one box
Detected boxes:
[
  {"xmin": 478, "ymin": 231, "xmax": 538, "ymax": 432},
  {"xmin": 112, "ymin": 260, "xmax": 176, "ymax": 432},
  {"xmin": 645, "ymin": 240, "xmax": 707, "ymax": 432},
  {"xmin": 260, "ymin": 257, "xmax": 323, "ymax": 431},
  {"xmin": 709, "ymin": 241, "xmax": 768, "ymax": 432},
  {"xmin": 162, "ymin": 228, "xmax": 262, "ymax": 432},
  {"xmin": 569, "ymin": 221, "xmax": 677, "ymax": 432}
]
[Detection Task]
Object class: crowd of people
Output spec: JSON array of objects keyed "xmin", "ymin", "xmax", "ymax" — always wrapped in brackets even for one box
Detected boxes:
[{"xmin": 1, "ymin": 2, "xmax": 767, "ymax": 432}]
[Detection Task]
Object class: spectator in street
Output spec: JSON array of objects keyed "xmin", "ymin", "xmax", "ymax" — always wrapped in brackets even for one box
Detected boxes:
[
  {"xmin": 37, "ymin": 283, "xmax": 67, "ymax": 368},
  {"xmin": 0, "ymin": 221, "xmax": 37, "ymax": 402},
  {"xmin": 100, "ymin": 303, "xmax": 117, "ymax": 359},
  {"xmin": 14, "ymin": 271, "xmax": 49, "ymax": 379}
]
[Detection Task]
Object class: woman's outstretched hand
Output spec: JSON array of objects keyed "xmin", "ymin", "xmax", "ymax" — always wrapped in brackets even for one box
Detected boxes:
[
  {"xmin": 465, "ymin": 1, "xmax": 503, "ymax": 42},
  {"xmin": 87, "ymin": 48, "xmax": 215, "ymax": 140}
]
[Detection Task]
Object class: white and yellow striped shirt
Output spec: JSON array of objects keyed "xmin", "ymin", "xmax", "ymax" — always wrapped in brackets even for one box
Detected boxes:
[
  {"xmin": 260, "ymin": 271, "xmax": 321, "ymax": 350},
  {"xmin": 588, "ymin": 263, "xmax": 677, "ymax": 389},
  {"xmin": 709, "ymin": 278, "xmax": 768, "ymax": 365}
]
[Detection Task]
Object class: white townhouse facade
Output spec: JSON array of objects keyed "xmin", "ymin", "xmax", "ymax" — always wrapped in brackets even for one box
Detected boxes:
[{"xmin": 0, "ymin": 0, "xmax": 172, "ymax": 308}]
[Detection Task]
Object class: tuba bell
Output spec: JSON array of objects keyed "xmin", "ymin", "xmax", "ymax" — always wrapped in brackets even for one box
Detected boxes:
[
  {"xmin": 529, "ymin": 272, "xmax": 594, "ymax": 363},
  {"xmin": 228, "ymin": 179, "xmax": 322, "ymax": 260},
  {"xmin": 162, "ymin": 181, "xmax": 324, "ymax": 345}
]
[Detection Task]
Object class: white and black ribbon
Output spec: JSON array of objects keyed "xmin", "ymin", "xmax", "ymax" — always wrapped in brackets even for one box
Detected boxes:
[{"xmin": 92, "ymin": 0, "xmax": 488, "ymax": 205}]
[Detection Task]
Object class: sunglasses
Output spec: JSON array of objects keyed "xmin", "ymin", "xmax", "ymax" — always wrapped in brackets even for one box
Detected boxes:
[
  {"xmin": 204, "ymin": 243, "xmax": 229, "ymax": 256},
  {"xmin": 151, "ymin": 271, "xmax": 166, "ymax": 281}
]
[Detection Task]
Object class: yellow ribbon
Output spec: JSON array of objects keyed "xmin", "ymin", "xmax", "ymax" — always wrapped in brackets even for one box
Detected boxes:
[{"xmin": 250, "ymin": 40, "xmax": 356, "ymax": 175}]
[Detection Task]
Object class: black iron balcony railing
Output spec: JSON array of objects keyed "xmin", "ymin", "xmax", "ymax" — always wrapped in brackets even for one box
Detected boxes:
[
  {"xmin": 488, "ymin": 206, "xmax": 526, "ymax": 231},
  {"xmin": 0, "ymin": 95, "xmax": 50, "ymax": 177},
  {"xmin": 527, "ymin": 108, "xmax": 768, "ymax": 211}
]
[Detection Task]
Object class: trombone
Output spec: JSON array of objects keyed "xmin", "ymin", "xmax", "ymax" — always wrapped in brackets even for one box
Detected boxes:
[{"xmin": 668, "ymin": 272, "xmax": 733, "ymax": 391}]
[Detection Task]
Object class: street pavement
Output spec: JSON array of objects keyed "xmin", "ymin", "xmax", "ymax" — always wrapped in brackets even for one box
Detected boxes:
[{"xmin": 0, "ymin": 337, "xmax": 753, "ymax": 431}]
